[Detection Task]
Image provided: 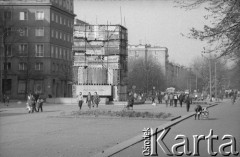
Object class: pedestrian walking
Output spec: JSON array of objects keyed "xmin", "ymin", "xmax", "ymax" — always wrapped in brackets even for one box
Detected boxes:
[
  {"xmin": 86, "ymin": 92, "xmax": 92, "ymax": 109},
  {"xmin": 3, "ymin": 94, "xmax": 9, "ymax": 106},
  {"xmin": 158, "ymin": 92, "xmax": 163, "ymax": 104},
  {"xmin": 26, "ymin": 93, "xmax": 32, "ymax": 113},
  {"xmin": 127, "ymin": 92, "xmax": 134, "ymax": 110},
  {"xmin": 178, "ymin": 93, "xmax": 184, "ymax": 107},
  {"xmin": 164, "ymin": 93, "xmax": 169, "ymax": 107},
  {"xmin": 36, "ymin": 96, "xmax": 44, "ymax": 112},
  {"xmin": 31, "ymin": 93, "xmax": 37, "ymax": 113},
  {"xmin": 77, "ymin": 92, "xmax": 84, "ymax": 110},
  {"xmin": 185, "ymin": 94, "xmax": 191, "ymax": 112},
  {"xmin": 92, "ymin": 92, "xmax": 100, "ymax": 108},
  {"xmin": 173, "ymin": 93, "xmax": 178, "ymax": 107},
  {"xmin": 169, "ymin": 93, "xmax": 174, "ymax": 107}
]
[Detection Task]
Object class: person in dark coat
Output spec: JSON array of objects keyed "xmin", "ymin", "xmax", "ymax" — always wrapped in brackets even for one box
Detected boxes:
[
  {"xmin": 173, "ymin": 93, "xmax": 178, "ymax": 107},
  {"xmin": 194, "ymin": 105, "xmax": 202, "ymax": 120},
  {"xmin": 36, "ymin": 96, "xmax": 44, "ymax": 112},
  {"xmin": 127, "ymin": 92, "xmax": 134, "ymax": 110},
  {"xmin": 86, "ymin": 92, "xmax": 92, "ymax": 109},
  {"xmin": 158, "ymin": 92, "xmax": 163, "ymax": 104},
  {"xmin": 178, "ymin": 93, "xmax": 184, "ymax": 107},
  {"xmin": 31, "ymin": 93, "xmax": 37, "ymax": 113},
  {"xmin": 92, "ymin": 92, "xmax": 100, "ymax": 108},
  {"xmin": 185, "ymin": 94, "xmax": 191, "ymax": 112}
]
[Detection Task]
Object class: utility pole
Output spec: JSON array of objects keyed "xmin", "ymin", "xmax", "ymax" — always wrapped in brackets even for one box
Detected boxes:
[
  {"xmin": 215, "ymin": 60, "xmax": 217, "ymax": 100},
  {"xmin": 209, "ymin": 59, "xmax": 212, "ymax": 101}
]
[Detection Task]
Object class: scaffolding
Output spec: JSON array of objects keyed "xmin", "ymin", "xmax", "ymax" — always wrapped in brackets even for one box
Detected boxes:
[{"xmin": 72, "ymin": 23, "xmax": 128, "ymax": 100}]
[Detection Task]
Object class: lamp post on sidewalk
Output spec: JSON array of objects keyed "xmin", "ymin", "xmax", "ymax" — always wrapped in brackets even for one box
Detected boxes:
[{"xmin": 201, "ymin": 53, "xmax": 212, "ymax": 101}]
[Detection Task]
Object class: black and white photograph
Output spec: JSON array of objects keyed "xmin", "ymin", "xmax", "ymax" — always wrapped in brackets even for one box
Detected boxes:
[{"xmin": 0, "ymin": 0, "xmax": 239, "ymax": 156}]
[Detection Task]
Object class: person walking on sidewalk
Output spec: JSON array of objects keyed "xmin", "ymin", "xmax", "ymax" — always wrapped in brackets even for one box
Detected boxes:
[
  {"xmin": 164, "ymin": 93, "xmax": 169, "ymax": 107},
  {"xmin": 77, "ymin": 92, "xmax": 84, "ymax": 110},
  {"xmin": 185, "ymin": 94, "xmax": 191, "ymax": 112},
  {"xmin": 86, "ymin": 92, "xmax": 93, "ymax": 109},
  {"xmin": 127, "ymin": 92, "xmax": 134, "ymax": 110},
  {"xmin": 36, "ymin": 96, "xmax": 44, "ymax": 112},
  {"xmin": 173, "ymin": 93, "xmax": 178, "ymax": 107},
  {"xmin": 178, "ymin": 93, "xmax": 184, "ymax": 107},
  {"xmin": 169, "ymin": 93, "xmax": 174, "ymax": 107},
  {"xmin": 92, "ymin": 92, "xmax": 100, "ymax": 108},
  {"xmin": 158, "ymin": 92, "xmax": 163, "ymax": 104}
]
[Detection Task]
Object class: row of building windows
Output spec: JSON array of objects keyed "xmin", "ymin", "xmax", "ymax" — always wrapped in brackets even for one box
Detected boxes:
[
  {"xmin": 51, "ymin": 12, "xmax": 73, "ymax": 28},
  {"xmin": 51, "ymin": 45, "xmax": 72, "ymax": 60},
  {"xmin": 4, "ymin": 44, "xmax": 72, "ymax": 60},
  {"xmin": 51, "ymin": 29, "xmax": 73, "ymax": 42},
  {"xmin": 52, "ymin": 0, "xmax": 73, "ymax": 12},
  {"xmin": 3, "ymin": 62, "xmax": 43, "ymax": 71},
  {"xmin": 52, "ymin": 63, "xmax": 70, "ymax": 73},
  {"xmin": 6, "ymin": 27, "xmax": 73, "ymax": 44},
  {"xmin": 3, "ymin": 62, "xmax": 70, "ymax": 73},
  {"xmin": 4, "ymin": 11, "xmax": 44, "ymax": 21},
  {"xmin": 4, "ymin": 10, "xmax": 73, "ymax": 28}
]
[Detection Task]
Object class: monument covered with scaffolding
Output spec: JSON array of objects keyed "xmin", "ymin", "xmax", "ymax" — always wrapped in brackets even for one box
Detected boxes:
[{"xmin": 72, "ymin": 20, "xmax": 128, "ymax": 101}]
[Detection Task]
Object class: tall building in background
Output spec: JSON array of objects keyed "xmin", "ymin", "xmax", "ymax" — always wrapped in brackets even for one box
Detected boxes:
[
  {"xmin": 0, "ymin": 0, "xmax": 75, "ymax": 99},
  {"xmin": 73, "ymin": 20, "xmax": 128, "ymax": 101},
  {"xmin": 128, "ymin": 44, "xmax": 169, "ymax": 91}
]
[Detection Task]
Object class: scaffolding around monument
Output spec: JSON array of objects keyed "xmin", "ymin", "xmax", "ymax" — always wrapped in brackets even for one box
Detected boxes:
[{"xmin": 72, "ymin": 21, "xmax": 128, "ymax": 101}]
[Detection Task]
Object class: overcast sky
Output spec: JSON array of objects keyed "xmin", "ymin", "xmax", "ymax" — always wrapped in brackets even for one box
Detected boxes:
[{"xmin": 74, "ymin": 0, "xmax": 209, "ymax": 66}]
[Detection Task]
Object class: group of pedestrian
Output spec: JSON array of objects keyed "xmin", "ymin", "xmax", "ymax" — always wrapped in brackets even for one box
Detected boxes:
[
  {"xmin": 26, "ymin": 92, "xmax": 44, "ymax": 113},
  {"xmin": 161, "ymin": 92, "xmax": 192, "ymax": 112},
  {"xmin": 77, "ymin": 92, "xmax": 100, "ymax": 110}
]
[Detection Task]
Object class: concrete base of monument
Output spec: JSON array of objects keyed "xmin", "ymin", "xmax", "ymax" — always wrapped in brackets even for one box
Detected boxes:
[{"xmin": 46, "ymin": 97, "xmax": 110, "ymax": 105}]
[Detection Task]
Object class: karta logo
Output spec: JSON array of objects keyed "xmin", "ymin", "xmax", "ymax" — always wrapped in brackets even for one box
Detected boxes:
[{"xmin": 142, "ymin": 128, "xmax": 239, "ymax": 156}]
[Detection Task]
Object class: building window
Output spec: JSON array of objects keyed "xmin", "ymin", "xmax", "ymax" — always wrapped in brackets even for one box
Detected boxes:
[
  {"xmin": 18, "ymin": 80, "xmax": 26, "ymax": 94},
  {"xmin": 63, "ymin": 18, "xmax": 66, "ymax": 25},
  {"xmin": 52, "ymin": 63, "xmax": 55, "ymax": 72},
  {"xmin": 55, "ymin": 30, "xmax": 58, "ymax": 39},
  {"xmin": 51, "ymin": 29, "xmax": 54, "ymax": 38},
  {"xmin": 35, "ymin": 11, "xmax": 44, "ymax": 20},
  {"xmin": 63, "ymin": 48, "xmax": 66, "ymax": 59},
  {"xmin": 35, "ymin": 27, "xmax": 44, "ymax": 36},
  {"xmin": 19, "ymin": 62, "xmax": 27, "ymax": 70},
  {"xmin": 63, "ymin": 33, "xmax": 66, "ymax": 41},
  {"xmin": 4, "ymin": 11, "xmax": 11, "ymax": 20},
  {"xmin": 34, "ymin": 80, "xmax": 43, "ymax": 94},
  {"xmin": 59, "ymin": 32, "xmax": 62, "ymax": 39},
  {"xmin": 51, "ymin": 45, "xmax": 54, "ymax": 58},
  {"xmin": 60, "ymin": 16, "xmax": 62, "ymax": 24},
  {"xmin": 6, "ymin": 27, "xmax": 12, "ymax": 36},
  {"xmin": 51, "ymin": 12, "xmax": 54, "ymax": 21},
  {"xmin": 35, "ymin": 62, "xmax": 43, "ymax": 71},
  {"xmin": 4, "ymin": 62, "xmax": 11, "ymax": 70},
  {"xmin": 67, "ymin": 34, "xmax": 69, "ymax": 42},
  {"xmin": 59, "ymin": 47, "xmax": 62, "ymax": 58},
  {"xmin": 19, "ymin": 11, "xmax": 28, "ymax": 20},
  {"xmin": 19, "ymin": 27, "xmax": 28, "ymax": 36},
  {"xmin": 6, "ymin": 44, "xmax": 12, "ymax": 56},
  {"xmin": 35, "ymin": 44, "xmax": 44, "ymax": 57},
  {"xmin": 55, "ymin": 47, "xmax": 58, "ymax": 58},
  {"xmin": 55, "ymin": 14, "xmax": 58, "ymax": 23},
  {"xmin": 19, "ymin": 44, "xmax": 28, "ymax": 55}
]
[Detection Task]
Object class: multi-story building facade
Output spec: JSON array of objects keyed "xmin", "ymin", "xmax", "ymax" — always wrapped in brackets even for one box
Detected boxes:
[
  {"xmin": 72, "ymin": 20, "xmax": 128, "ymax": 101},
  {"xmin": 0, "ymin": 0, "xmax": 75, "ymax": 99},
  {"xmin": 128, "ymin": 44, "xmax": 169, "ymax": 91}
]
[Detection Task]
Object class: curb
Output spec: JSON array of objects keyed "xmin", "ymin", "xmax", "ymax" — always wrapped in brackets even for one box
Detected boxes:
[{"xmin": 91, "ymin": 103, "xmax": 219, "ymax": 157}]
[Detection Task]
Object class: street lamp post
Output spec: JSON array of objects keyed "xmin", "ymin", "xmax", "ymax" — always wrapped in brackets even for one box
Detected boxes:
[{"xmin": 201, "ymin": 54, "xmax": 212, "ymax": 101}]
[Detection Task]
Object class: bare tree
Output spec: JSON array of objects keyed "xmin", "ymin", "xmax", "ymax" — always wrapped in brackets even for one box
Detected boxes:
[
  {"xmin": 176, "ymin": 0, "xmax": 240, "ymax": 61},
  {"xmin": 128, "ymin": 57, "xmax": 166, "ymax": 92}
]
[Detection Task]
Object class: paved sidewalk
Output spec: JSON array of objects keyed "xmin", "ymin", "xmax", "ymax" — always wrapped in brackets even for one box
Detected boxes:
[
  {"xmin": 112, "ymin": 99, "xmax": 240, "ymax": 157},
  {"xmin": 0, "ymin": 100, "xmax": 230, "ymax": 157}
]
